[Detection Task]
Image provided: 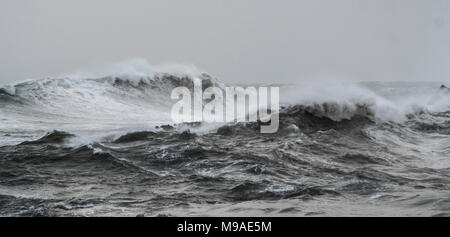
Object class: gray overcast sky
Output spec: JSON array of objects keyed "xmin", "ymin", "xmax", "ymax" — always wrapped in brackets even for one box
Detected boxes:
[{"xmin": 0, "ymin": 0, "xmax": 449, "ymax": 84}]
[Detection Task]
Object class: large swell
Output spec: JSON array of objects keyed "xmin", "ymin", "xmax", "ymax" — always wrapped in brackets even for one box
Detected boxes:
[{"xmin": 0, "ymin": 60, "xmax": 450, "ymax": 216}]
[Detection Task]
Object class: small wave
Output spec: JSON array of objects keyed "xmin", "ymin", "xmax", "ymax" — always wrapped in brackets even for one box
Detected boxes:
[
  {"xmin": 113, "ymin": 131, "xmax": 159, "ymax": 143},
  {"xmin": 335, "ymin": 153, "xmax": 391, "ymax": 166},
  {"xmin": 212, "ymin": 104, "xmax": 375, "ymax": 137},
  {"xmin": 20, "ymin": 130, "xmax": 75, "ymax": 145},
  {"xmin": 227, "ymin": 182, "xmax": 340, "ymax": 201},
  {"xmin": 0, "ymin": 86, "xmax": 15, "ymax": 96}
]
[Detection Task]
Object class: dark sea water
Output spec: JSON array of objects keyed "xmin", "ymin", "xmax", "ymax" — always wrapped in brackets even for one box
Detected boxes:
[{"xmin": 0, "ymin": 71, "xmax": 449, "ymax": 216}]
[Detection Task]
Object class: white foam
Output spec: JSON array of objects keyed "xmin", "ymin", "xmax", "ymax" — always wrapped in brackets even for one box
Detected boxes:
[
  {"xmin": 60, "ymin": 58, "xmax": 204, "ymax": 81},
  {"xmin": 281, "ymin": 80, "xmax": 450, "ymax": 122}
]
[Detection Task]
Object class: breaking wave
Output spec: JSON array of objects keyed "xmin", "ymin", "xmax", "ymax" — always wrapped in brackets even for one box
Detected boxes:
[{"xmin": 1, "ymin": 59, "xmax": 450, "ymax": 216}]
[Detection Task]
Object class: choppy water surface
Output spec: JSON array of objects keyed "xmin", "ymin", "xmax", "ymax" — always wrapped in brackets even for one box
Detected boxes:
[{"xmin": 0, "ymin": 69, "xmax": 449, "ymax": 216}]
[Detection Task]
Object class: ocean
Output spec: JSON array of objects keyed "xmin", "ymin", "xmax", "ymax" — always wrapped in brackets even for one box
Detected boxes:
[{"xmin": 0, "ymin": 67, "xmax": 449, "ymax": 216}]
